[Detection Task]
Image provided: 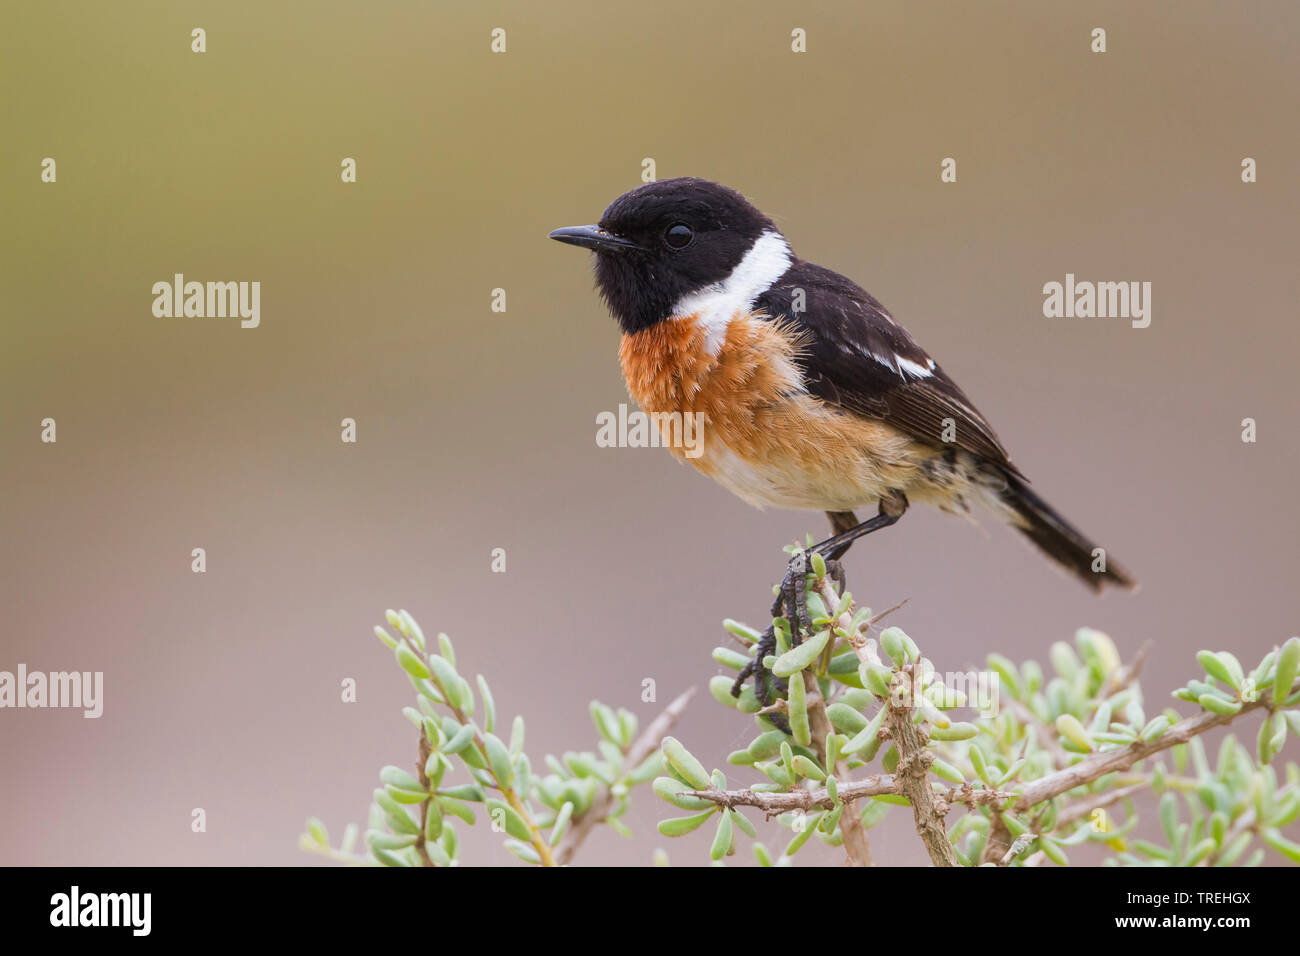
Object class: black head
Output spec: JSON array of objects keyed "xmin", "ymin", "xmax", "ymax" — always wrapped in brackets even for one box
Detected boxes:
[{"xmin": 549, "ymin": 178, "xmax": 778, "ymax": 334}]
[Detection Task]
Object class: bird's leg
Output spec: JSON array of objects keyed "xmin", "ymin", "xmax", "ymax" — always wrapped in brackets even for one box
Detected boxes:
[
  {"xmin": 783, "ymin": 497, "xmax": 907, "ymax": 640},
  {"xmin": 822, "ymin": 510, "xmax": 858, "ymax": 595},
  {"xmin": 776, "ymin": 551, "xmax": 812, "ymax": 648},
  {"xmin": 811, "ymin": 493, "xmax": 908, "ymax": 562},
  {"xmin": 732, "ymin": 494, "xmax": 909, "ymax": 729}
]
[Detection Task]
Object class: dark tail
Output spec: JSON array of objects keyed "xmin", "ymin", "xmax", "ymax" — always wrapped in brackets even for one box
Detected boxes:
[{"xmin": 998, "ymin": 471, "xmax": 1136, "ymax": 593}]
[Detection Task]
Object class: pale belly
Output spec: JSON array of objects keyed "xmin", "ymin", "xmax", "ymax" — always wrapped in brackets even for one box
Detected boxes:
[{"xmin": 683, "ymin": 394, "xmax": 930, "ymax": 512}]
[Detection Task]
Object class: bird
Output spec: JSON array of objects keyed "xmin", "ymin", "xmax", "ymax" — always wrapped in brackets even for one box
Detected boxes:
[{"xmin": 550, "ymin": 178, "xmax": 1135, "ymax": 693}]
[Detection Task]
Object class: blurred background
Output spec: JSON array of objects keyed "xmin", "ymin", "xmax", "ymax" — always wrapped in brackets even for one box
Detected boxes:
[{"xmin": 1, "ymin": 0, "xmax": 1296, "ymax": 866}]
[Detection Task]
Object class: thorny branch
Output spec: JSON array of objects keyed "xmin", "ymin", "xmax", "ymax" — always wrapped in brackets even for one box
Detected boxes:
[
  {"xmin": 802, "ymin": 670, "xmax": 874, "ymax": 866},
  {"xmin": 694, "ymin": 574, "xmax": 1296, "ymax": 867},
  {"xmin": 554, "ymin": 688, "xmax": 695, "ymax": 865}
]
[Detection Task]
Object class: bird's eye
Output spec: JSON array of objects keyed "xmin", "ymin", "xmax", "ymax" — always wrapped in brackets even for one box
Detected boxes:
[{"xmin": 663, "ymin": 223, "xmax": 693, "ymax": 249}]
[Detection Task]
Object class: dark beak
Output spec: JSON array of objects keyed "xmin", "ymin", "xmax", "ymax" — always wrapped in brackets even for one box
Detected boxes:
[{"xmin": 548, "ymin": 224, "xmax": 642, "ymax": 254}]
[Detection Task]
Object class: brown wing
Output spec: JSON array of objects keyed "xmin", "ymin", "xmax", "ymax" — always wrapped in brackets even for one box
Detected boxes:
[{"xmin": 755, "ymin": 260, "xmax": 1018, "ymax": 471}]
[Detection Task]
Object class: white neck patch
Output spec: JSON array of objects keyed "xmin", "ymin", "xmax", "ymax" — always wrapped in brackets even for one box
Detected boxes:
[{"xmin": 670, "ymin": 230, "xmax": 793, "ymax": 355}]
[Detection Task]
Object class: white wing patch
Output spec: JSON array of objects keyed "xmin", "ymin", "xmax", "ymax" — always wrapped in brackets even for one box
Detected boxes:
[{"xmin": 849, "ymin": 342, "xmax": 936, "ymax": 381}]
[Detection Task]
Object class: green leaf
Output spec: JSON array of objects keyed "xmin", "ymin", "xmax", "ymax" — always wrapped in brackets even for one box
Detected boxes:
[
  {"xmin": 440, "ymin": 723, "xmax": 476, "ymax": 756},
  {"xmin": 861, "ymin": 662, "xmax": 893, "ymax": 697},
  {"xmin": 1197, "ymin": 650, "xmax": 1240, "ymax": 690},
  {"xmin": 384, "ymin": 807, "xmax": 420, "ymax": 835},
  {"xmin": 842, "ymin": 705, "xmax": 887, "ymax": 758},
  {"xmin": 789, "ymin": 672, "xmax": 811, "ymax": 746},
  {"xmin": 485, "ymin": 799, "xmax": 532, "ymax": 842},
  {"xmin": 1037, "ymin": 836, "xmax": 1068, "ymax": 866},
  {"xmin": 747, "ymin": 729, "xmax": 788, "ymax": 761},
  {"xmin": 437, "ymin": 632, "xmax": 456, "ymax": 667},
  {"xmin": 1198, "ymin": 693, "xmax": 1242, "ymax": 716},
  {"xmin": 1055, "ymin": 714, "xmax": 1093, "ymax": 751},
  {"xmin": 987, "ymin": 654, "xmax": 1023, "ymax": 699},
  {"xmin": 394, "ymin": 644, "xmax": 431, "ymax": 680},
  {"xmin": 549, "ymin": 802, "xmax": 575, "ymax": 844},
  {"xmin": 657, "ymin": 809, "xmax": 717, "ymax": 837},
  {"xmin": 475, "ymin": 675, "xmax": 496, "ymax": 733},
  {"xmin": 709, "ymin": 676, "xmax": 741, "ymax": 709},
  {"xmin": 396, "ymin": 610, "xmax": 425, "ymax": 648},
  {"xmin": 880, "ymin": 627, "xmax": 907, "ymax": 666},
  {"xmin": 503, "ymin": 839, "xmax": 541, "ymax": 864},
  {"xmin": 1000, "ymin": 812, "xmax": 1029, "ymax": 837},
  {"xmin": 662, "ymin": 737, "xmax": 712, "ymax": 790},
  {"xmin": 771, "ymin": 628, "xmax": 831, "ymax": 677},
  {"xmin": 379, "ymin": 765, "xmax": 423, "ymax": 793},
  {"xmin": 424, "ymin": 801, "xmax": 443, "ymax": 842},
  {"xmin": 427, "ymin": 656, "xmax": 463, "ymax": 708},
  {"xmin": 1050, "ymin": 642, "xmax": 1080, "ymax": 680},
  {"xmin": 723, "ymin": 619, "xmax": 761, "ymax": 643},
  {"xmin": 1258, "ymin": 710, "xmax": 1287, "ymax": 765},
  {"xmin": 483, "ymin": 733, "xmax": 515, "ymax": 789},
  {"xmin": 509, "ymin": 715, "xmax": 526, "ymax": 757},
  {"xmin": 306, "ymin": 817, "xmax": 329, "ymax": 846},
  {"xmin": 1159, "ymin": 792, "xmax": 1179, "ymax": 844},
  {"xmin": 791, "ymin": 755, "xmax": 826, "ymax": 781},
  {"xmin": 1185, "ymin": 838, "xmax": 1216, "ymax": 867},
  {"xmin": 826, "ymin": 702, "xmax": 869, "ymax": 736},
  {"xmin": 1275, "ymin": 638, "xmax": 1300, "ymax": 704},
  {"xmin": 713, "ymin": 646, "xmax": 752, "ymax": 671},
  {"xmin": 997, "ymin": 758, "xmax": 1028, "ymax": 786},
  {"xmin": 653, "ymin": 776, "xmax": 715, "ymax": 811},
  {"xmin": 930, "ymin": 722, "xmax": 978, "ymax": 742},
  {"xmin": 784, "ymin": 814, "xmax": 822, "ymax": 856},
  {"xmin": 729, "ymin": 808, "xmax": 757, "ymax": 839},
  {"xmin": 931, "ymin": 758, "xmax": 964, "ymax": 784},
  {"xmin": 710, "ymin": 810, "xmax": 735, "ymax": 861},
  {"xmin": 439, "ymin": 798, "xmax": 476, "ymax": 826},
  {"xmin": 1261, "ymin": 827, "xmax": 1300, "ymax": 864},
  {"xmin": 371, "ymin": 847, "xmax": 411, "ymax": 867},
  {"xmin": 1214, "ymin": 832, "xmax": 1252, "ymax": 866},
  {"xmin": 1140, "ymin": 715, "xmax": 1172, "ymax": 741}
]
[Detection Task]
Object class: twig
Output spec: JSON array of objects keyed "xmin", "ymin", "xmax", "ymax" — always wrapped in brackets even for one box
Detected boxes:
[
  {"xmin": 1016, "ymin": 689, "xmax": 1282, "ymax": 809},
  {"xmin": 1106, "ymin": 641, "xmax": 1152, "ymax": 696},
  {"xmin": 982, "ymin": 688, "xmax": 1288, "ymax": 862},
  {"xmin": 802, "ymin": 670, "xmax": 873, "ymax": 866},
  {"xmin": 684, "ymin": 777, "xmax": 1009, "ymax": 813},
  {"xmin": 554, "ymin": 687, "xmax": 695, "ymax": 865},
  {"xmin": 1055, "ymin": 781, "xmax": 1147, "ymax": 829},
  {"xmin": 405, "ymin": 632, "xmax": 558, "ymax": 866},
  {"xmin": 813, "ymin": 578, "xmax": 957, "ymax": 866},
  {"xmin": 414, "ymin": 730, "xmax": 437, "ymax": 867},
  {"xmin": 1004, "ymin": 698, "xmax": 1070, "ymax": 769},
  {"xmin": 883, "ymin": 669, "xmax": 960, "ymax": 866}
]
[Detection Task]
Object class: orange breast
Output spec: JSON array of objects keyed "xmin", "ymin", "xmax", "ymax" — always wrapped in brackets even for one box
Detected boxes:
[{"xmin": 619, "ymin": 313, "xmax": 927, "ymax": 512}]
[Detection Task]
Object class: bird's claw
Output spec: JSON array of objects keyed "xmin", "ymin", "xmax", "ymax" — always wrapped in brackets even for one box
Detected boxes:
[
  {"xmin": 732, "ymin": 547, "xmax": 850, "ymax": 736},
  {"xmin": 772, "ymin": 550, "xmax": 814, "ymax": 648}
]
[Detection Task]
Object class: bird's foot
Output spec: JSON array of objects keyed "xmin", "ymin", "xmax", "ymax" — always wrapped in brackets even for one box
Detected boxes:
[
  {"xmin": 824, "ymin": 556, "xmax": 847, "ymax": 596},
  {"xmin": 771, "ymin": 549, "xmax": 815, "ymax": 647},
  {"xmin": 731, "ymin": 624, "xmax": 792, "ymax": 734}
]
